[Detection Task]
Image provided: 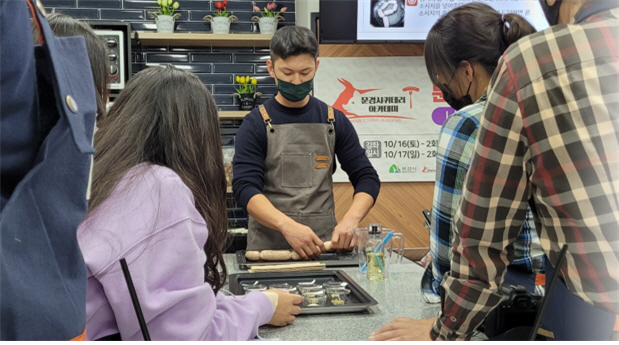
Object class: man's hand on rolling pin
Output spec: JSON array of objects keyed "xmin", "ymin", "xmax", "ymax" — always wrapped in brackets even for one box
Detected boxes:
[
  {"xmin": 281, "ymin": 220, "xmax": 326, "ymax": 260},
  {"xmin": 368, "ymin": 317, "xmax": 435, "ymax": 341},
  {"xmin": 331, "ymin": 218, "xmax": 356, "ymax": 252}
]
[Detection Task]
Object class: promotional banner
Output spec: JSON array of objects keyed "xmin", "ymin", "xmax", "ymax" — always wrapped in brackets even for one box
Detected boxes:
[
  {"xmin": 357, "ymin": 0, "xmax": 549, "ymax": 41},
  {"xmin": 315, "ymin": 57, "xmax": 453, "ymax": 182}
]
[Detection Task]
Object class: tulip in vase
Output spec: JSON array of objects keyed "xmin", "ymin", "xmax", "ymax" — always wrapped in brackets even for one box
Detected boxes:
[
  {"xmin": 203, "ymin": 0, "xmax": 238, "ymax": 34},
  {"xmin": 234, "ymin": 76, "xmax": 262, "ymax": 111},
  {"xmin": 149, "ymin": 0, "xmax": 181, "ymax": 33},
  {"xmin": 251, "ymin": 1, "xmax": 287, "ymax": 34}
]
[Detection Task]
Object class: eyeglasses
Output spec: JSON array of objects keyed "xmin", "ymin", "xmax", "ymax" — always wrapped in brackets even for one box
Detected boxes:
[{"xmin": 442, "ymin": 67, "xmax": 460, "ymax": 92}]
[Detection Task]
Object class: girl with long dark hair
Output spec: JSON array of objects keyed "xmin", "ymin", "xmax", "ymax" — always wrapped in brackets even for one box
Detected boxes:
[{"xmin": 78, "ymin": 66, "xmax": 302, "ymax": 340}]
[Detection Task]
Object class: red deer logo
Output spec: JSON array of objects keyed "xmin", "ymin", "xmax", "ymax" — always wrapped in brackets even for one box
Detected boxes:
[{"xmin": 332, "ymin": 78, "xmax": 379, "ymax": 117}]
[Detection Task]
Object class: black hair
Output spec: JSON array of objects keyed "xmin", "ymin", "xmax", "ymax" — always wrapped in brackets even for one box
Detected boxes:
[
  {"xmin": 91, "ymin": 67, "xmax": 228, "ymax": 292},
  {"xmin": 270, "ymin": 26, "xmax": 318, "ymax": 62},
  {"xmin": 424, "ymin": 2, "xmax": 537, "ymax": 88},
  {"xmin": 34, "ymin": 13, "xmax": 110, "ymax": 121}
]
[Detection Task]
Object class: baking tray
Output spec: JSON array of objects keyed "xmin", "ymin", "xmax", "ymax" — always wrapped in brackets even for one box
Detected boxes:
[
  {"xmin": 236, "ymin": 250, "xmax": 358, "ymax": 270},
  {"xmin": 228, "ymin": 270, "xmax": 378, "ymax": 314}
]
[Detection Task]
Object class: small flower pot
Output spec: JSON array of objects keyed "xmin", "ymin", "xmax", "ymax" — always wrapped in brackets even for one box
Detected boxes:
[
  {"xmin": 238, "ymin": 94, "xmax": 257, "ymax": 110},
  {"xmin": 203, "ymin": 15, "xmax": 238, "ymax": 34},
  {"xmin": 258, "ymin": 17, "xmax": 277, "ymax": 34},
  {"xmin": 211, "ymin": 17, "xmax": 230, "ymax": 34},
  {"xmin": 155, "ymin": 14, "xmax": 175, "ymax": 33}
]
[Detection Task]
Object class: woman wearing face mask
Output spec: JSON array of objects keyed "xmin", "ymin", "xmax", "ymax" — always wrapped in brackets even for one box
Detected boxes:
[
  {"xmin": 233, "ymin": 26, "xmax": 380, "ymax": 258},
  {"xmin": 420, "ymin": 2, "xmax": 545, "ymax": 304}
]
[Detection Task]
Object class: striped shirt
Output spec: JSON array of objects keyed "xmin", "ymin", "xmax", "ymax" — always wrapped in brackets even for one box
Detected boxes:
[
  {"xmin": 431, "ymin": 2, "xmax": 619, "ymax": 340},
  {"xmin": 428, "ymin": 94, "xmax": 544, "ymax": 296}
]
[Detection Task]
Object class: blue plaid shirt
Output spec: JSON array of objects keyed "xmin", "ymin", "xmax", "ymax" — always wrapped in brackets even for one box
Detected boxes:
[{"xmin": 428, "ymin": 94, "xmax": 544, "ymax": 295}]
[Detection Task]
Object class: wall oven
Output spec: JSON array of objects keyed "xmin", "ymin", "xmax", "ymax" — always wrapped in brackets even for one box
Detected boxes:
[{"xmin": 85, "ymin": 21, "xmax": 132, "ymax": 95}]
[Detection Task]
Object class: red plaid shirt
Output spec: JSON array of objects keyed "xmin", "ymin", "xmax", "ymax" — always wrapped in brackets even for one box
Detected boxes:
[{"xmin": 431, "ymin": 2, "xmax": 619, "ymax": 340}]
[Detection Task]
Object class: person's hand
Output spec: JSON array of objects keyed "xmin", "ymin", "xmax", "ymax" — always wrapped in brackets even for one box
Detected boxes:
[
  {"xmin": 420, "ymin": 252, "xmax": 432, "ymax": 268},
  {"xmin": 266, "ymin": 289, "xmax": 303, "ymax": 327},
  {"xmin": 331, "ymin": 218, "xmax": 357, "ymax": 252},
  {"xmin": 368, "ymin": 317, "xmax": 435, "ymax": 341},
  {"xmin": 281, "ymin": 221, "xmax": 326, "ymax": 260}
]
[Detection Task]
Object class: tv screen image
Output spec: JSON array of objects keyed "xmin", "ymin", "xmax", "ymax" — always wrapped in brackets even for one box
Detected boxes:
[
  {"xmin": 370, "ymin": 0, "xmax": 406, "ymax": 28},
  {"xmin": 356, "ymin": 0, "xmax": 550, "ymax": 42}
]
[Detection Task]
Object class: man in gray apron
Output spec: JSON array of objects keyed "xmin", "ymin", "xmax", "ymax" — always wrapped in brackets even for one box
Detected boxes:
[{"xmin": 233, "ymin": 26, "xmax": 380, "ymax": 259}]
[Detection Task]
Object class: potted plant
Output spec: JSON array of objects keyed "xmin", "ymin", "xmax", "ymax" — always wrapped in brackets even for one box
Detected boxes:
[
  {"xmin": 251, "ymin": 1, "xmax": 287, "ymax": 34},
  {"xmin": 149, "ymin": 0, "xmax": 181, "ymax": 33},
  {"xmin": 203, "ymin": 0, "xmax": 238, "ymax": 34},
  {"xmin": 234, "ymin": 76, "xmax": 262, "ymax": 110}
]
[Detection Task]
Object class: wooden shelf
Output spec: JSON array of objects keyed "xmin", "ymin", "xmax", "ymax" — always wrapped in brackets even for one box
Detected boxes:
[
  {"xmin": 219, "ymin": 111, "xmax": 249, "ymax": 120},
  {"xmin": 132, "ymin": 32, "xmax": 272, "ymax": 47}
]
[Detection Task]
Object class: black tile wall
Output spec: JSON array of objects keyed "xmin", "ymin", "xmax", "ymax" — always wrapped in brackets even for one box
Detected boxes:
[
  {"xmin": 121, "ymin": 0, "xmax": 160, "ymax": 10},
  {"xmin": 189, "ymin": 10, "xmax": 210, "ymax": 21},
  {"xmin": 213, "ymin": 95, "xmax": 234, "ymax": 105},
  {"xmin": 211, "ymin": 46, "xmax": 254, "ymax": 53},
  {"xmin": 100, "ymin": 9, "xmax": 146, "ymax": 19},
  {"xmin": 42, "ymin": 0, "xmax": 295, "ymax": 34},
  {"xmin": 174, "ymin": 21, "xmax": 211, "ymax": 32},
  {"xmin": 233, "ymin": 53, "xmax": 269, "ymax": 63},
  {"xmin": 52, "ymin": 8, "xmax": 101, "ymax": 19},
  {"xmin": 192, "ymin": 53, "xmax": 234, "ymax": 63},
  {"xmin": 146, "ymin": 53, "xmax": 190, "ymax": 62},
  {"xmin": 169, "ymin": 47, "xmax": 212, "ymax": 52},
  {"xmin": 44, "ymin": 0, "xmax": 77, "ymax": 8},
  {"xmin": 78, "ymin": 0, "xmax": 121, "ymax": 9},
  {"xmin": 255, "ymin": 64, "xmax": 268, "ymax": 73},
  {"xmin": 195, "ymin": 73, "xmax": 234, "ymax": 85},
  {"xmin": 213, "ymin": 63, "xmax": 254, "ymax": 74},
  {"xmin": 42, "ymin": 0, "xmax": 295, "ymax": 110}
]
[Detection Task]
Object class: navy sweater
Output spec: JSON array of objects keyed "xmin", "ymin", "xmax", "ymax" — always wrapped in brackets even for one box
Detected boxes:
[{"xmin": 232, "ymin": 96, "xmax": 381, "ymax": 210}]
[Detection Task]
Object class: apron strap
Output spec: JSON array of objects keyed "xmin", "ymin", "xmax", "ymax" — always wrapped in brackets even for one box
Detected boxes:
[
  {"xmin": 327, "ymin": 106, "xmax": 335, "ymax": 133},
  {"xmin": 259, "ymin": 105, "xmax": 271, "ymax": 122},
  {"xmin": 259, "ymin": 105, "xmax": 274, "ymax": 132}
]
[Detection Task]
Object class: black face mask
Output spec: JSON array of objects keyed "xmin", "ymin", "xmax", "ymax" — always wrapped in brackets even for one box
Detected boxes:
[
  {"xmin": 443, "ymin": 88, "xmax": 473, "ymax": 111},
  {"xmin": 442, "ymin": 68, "xmax": 473, "ymax": 111},
  {"xmin": 539, "ymin": 0, "xmax": 562, "ymax": 26}
]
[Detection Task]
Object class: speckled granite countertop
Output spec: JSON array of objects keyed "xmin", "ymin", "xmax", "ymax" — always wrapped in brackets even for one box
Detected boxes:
[{"xmin": 223, "ymin": 254, "xmax": 440, "ymax": 341}]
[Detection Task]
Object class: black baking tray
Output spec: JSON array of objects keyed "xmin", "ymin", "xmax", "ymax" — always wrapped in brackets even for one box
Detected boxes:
[
  {"xmin": 236, "ymin": 250, "xmax": 358, "ymax": 270},
  {"xmin": 228, "ymin": 270, "xmax": 378, "ymax": 314}
]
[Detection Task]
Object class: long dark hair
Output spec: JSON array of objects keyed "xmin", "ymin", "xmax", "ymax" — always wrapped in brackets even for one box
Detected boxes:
[
  {"xmin": 424, "ymin": 2, "xmax": 537, "ymax": 86},
  {"xmin": 89, "ymin": 66, "xmax": 228, "ymax": 292},
  {"xmin": 34, "ymin": 13, "xmax": 110, "ymax": 120}
]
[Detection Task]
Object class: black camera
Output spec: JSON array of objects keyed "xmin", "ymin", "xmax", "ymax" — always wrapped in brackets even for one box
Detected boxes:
[{"xmin": 482, "ymin": 285, "xmax": 543, "ymax": 338}]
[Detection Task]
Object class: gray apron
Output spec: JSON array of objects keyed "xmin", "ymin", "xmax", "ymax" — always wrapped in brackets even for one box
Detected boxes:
[{"xmin": 247, "ymin": 105, "xmax": 337, "ymax": 250}]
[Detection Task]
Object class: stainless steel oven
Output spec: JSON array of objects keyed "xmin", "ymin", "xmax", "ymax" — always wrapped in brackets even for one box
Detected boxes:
[{"xmin": 85, "ymin": 21, "xmax": 132, "ymax": 94}]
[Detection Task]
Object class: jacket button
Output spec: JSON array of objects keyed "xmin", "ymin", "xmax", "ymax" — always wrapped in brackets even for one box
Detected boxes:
[
  {"xmin": 66, "ymin": 95, "xmax": 78, "ymax": 114},
  {"xmin": 450, "ymin": 316, "xmax": 457, "ymax": 322}
]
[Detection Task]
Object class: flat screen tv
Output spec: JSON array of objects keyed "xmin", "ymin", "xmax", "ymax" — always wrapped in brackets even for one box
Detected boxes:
[{"xmin": 319, "ymin": 0, "xmax": 550, "ymax": 44}]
